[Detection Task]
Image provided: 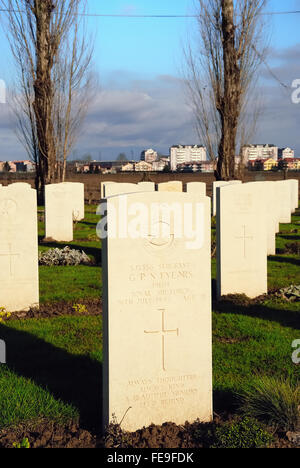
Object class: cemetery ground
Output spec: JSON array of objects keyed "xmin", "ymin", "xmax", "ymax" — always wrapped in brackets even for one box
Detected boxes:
[{"xmin": 0, "ymin": 205, "xmax": 299, "ymax": 448}]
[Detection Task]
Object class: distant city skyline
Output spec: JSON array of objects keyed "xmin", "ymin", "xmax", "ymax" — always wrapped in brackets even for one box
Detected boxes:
[{"xmin": 0, "ymin": 0, "xmax": 299, "ymax": 161}]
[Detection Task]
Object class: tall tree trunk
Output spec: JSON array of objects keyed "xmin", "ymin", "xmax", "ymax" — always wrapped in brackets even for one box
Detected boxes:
[
  {"xmin": 216, "ymin": 0, "xmax": 241, "ymax": 180},
  {"xmin": 32, "ymin": 0, "xmax": 56, "ymax": 201}
]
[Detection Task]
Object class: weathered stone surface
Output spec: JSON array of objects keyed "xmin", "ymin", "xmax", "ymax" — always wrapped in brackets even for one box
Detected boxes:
[
  {"xmin": 45, "ymin": 184, "xmax": 73, "ymax": 242},
  {"xmin": 0, "ymin": 183, "xmax": 39, "ymax": 312},
  {"xmin": 62, "ymin": 182, "xmax": 85, "ymax": 221},
  {"xmin": 186, "ymin": 182, "xmax": 206, "ymax": 197},
  {"xmin": 157, "ymin": 181, "xmax": 183, "ymax": 192},
  {"xmin": 102, "ymin": 191, "xmax": 212, "ymax": 431},
  {"xmin": 212, "ymin": 181, "xmax": 242, "ymax": 216},
  {"xmin": 217, "ymin": 183, "xmax": 267, "ymax": 298}
]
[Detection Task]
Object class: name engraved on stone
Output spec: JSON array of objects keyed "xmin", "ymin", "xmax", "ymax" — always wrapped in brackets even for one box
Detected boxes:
[
  {"xmin": 144, "ymin": 309, "xmax": 179, "ymax": 371},
  {"xmin": 234, "ymin": 195, "xmax": 253, "ymax": 213}
]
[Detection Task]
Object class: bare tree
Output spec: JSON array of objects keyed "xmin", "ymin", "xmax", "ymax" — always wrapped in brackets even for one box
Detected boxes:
[
  {"xmin": 184, "ymin": 0, "xmax": 267, "ymax": 180},
  {"xmin": 1, "ymin": 0, "xmax": 94, "ymax": 201}
]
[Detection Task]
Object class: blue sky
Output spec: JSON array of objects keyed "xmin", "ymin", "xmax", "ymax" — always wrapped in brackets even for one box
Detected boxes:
[{"xmin": 0, "ymin": 0, "xmax": 300, "ymax": 161}]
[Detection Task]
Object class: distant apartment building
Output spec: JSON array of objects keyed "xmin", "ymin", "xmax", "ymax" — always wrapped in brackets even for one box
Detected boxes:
[
  {"xmin": 278, "ymin": 147, "xmax": 295, "ymax": 159},
  {"xmin": 242, "ymin": 144, "xmax": 278, "ymax": 162},
  {"xmin": 140, "ymin": 149, "xmax": 158, "ymax": 164},
  {"xmin": 170, "ymin": 145, "xmax": 207, "ymax": 171}
]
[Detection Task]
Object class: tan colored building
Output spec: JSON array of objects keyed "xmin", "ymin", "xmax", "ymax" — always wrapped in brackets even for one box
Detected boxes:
[
  {"xmin": 135, "ymin": 161, "xmax": 153, "ymax": 172},
  {"xmin": 121, "ymin": 162, "xmax": 135, "ymax": 172}
]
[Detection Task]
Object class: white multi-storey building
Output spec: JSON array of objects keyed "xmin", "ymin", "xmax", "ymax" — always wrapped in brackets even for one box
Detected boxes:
[
  {"xmin": 140, "ymin": 149, "xmax": 158, "ymax": 164},
  {"xmin": 170, "ymin": 145, "xmax": 207, "ymax": 171},
  {"xmin": 279, "ymin": 147, "xmax": 295, "ymax": 159},
  {"xmin": 242, "ymin": 144, "xmax": 278, "ymax": 162}
]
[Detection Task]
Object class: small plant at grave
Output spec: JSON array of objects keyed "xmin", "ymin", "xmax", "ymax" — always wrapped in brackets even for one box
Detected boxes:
[
  {"xmin": 239, "ymin": 377, "xmax": 300, "ymax": 432},
  {"xmin": 211, "ymin": 417, "xmax": 273, "ymax": 449},
  {"xmin": 72, "ymin": 303, "xmax": 88, "ymax": 314},
  {"xmin": 0, "ymin": 307, "xmax": 11, "ymax": 322},
  {"xmin": 12, "ymin": 438, "xmax": 30, "ymax": 449},
  {"xmin": 103, "ymin": 414, "xmax": 131, "ymax": 448},
  {"xmin": 276, "ymin": 285, "xmax": 300, "ymax": 302},
  {"xmin": 39, "ymin": 246, "xmax": 93, "ymax": 266}
]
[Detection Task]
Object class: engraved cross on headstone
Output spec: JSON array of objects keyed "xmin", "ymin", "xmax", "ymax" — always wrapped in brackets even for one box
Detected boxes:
[
  {"xmin": 235, "ymin": 225, "xmax": 253, "ymax": 258},
  {"xmin": 144, "ymin": 309, "xmax": 179, "ymax": 371},
  {"xmin": 0, "ymin": 244, "xmax": 20, "ymax": 276}
]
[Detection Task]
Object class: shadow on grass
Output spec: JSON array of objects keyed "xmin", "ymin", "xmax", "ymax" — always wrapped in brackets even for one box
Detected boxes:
[
  {"xmin": 39, "ymin": 237, "xmax": 102, "ymax": 265},
  {"xmin": 269, "ymin": 255, "xmax": 300, "ymax": 267},
  {"xmin": 213, "ymin": 297, "xmax": 299, "ymax": 330},
  {"xmin": 0, "ymin": 325, "xmax": 103, "ymax": 434},
  {"xmin": 213, "ymin": 389, "xmax": 239, "ymax": 416},
  {"xmin": 77, "ymin": 221, "xmax": 98, "ymax": 227},
  {"xmin": 278, "ymin": 234, "xmax": 300, "ymax": 241}
]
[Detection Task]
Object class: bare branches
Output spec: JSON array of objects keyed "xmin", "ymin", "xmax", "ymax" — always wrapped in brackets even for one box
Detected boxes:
[
  {"xmin": 1, "ymin": 0, "xmax": 94, "ymax": 199},
  {"xmin": 184, "ymin": 0, "xmax": 267, "ymax": 180}
]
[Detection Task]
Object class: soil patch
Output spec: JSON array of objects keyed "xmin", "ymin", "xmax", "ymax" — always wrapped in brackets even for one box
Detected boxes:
[
  {"xmin": 0, "ymin": 421, "xmax": 98, "ymax": 449},
  {"xmin": 7, "ymin": 299, "xmax": 102, "ymax": 321},
  {"xmin": 283, "ymin": 242, "xmax": 300, "ymax": 255}
]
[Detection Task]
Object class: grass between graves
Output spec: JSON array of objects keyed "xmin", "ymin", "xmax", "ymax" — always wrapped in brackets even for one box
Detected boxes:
[
  {"xmin": 38, "ymin": 205, "xmax": 102, "ymax": 303},
  {"xmin": 0, "ymin": 204, "xmax": 299, "ymax": 433}
]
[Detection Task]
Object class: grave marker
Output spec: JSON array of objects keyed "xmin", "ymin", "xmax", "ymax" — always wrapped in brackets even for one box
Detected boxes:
[
  {"xmin": 186, "ymin": 182, "xmax": 206, "ymax": 197},
  {"xmin": 45, "ymin": 184, "xmax": 73, "ymax": 241},
  {"xmin": 0, "ymin": 183, "xmax": 39, "ymax": 312},
  {"xmin": 158, "ymin": 181, "xmax": 183, "ymax": 192},
  {"xmin": 217, "ymin": 183, "xmax": 267, "ymax": 298},
  {"xmin": 212, "ymin": 180, "xmax": 242, "ymax": 216},
  {"xmin": 102, "ymin": 191, "xmax": 212, "ymax": 431}
]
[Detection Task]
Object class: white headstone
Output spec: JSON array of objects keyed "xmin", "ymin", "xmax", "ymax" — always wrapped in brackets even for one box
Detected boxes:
[
  {"xmin": 45, "ymin": 184, "xmax": 73, "ymax": 241},
  {"xmin": 62, "ymin": 182, "xmax": 85, "ymax": 221},
  {"xmin": 186, "ymin": 182, "xmax": 206, "ymax": 197},
  {"xmin": 217, "ymin": 183, "xmax": 267, "ymax": 298},
  {"xmin": 212, "ymin": 181, "xmax": 242, "ymax": 216},
  {"xmin": 102, "ymin": 191, "xmax": 212, "ymax": 431},
  {"xmin": 137, "ymin": 182, "xmax": 155, "ymax": 192},
  {"xmin": 246, "ymin": 182, "xmax": 277, "ymax": 256},
  {"xmin": 287, "ymin": 179, "xmax": 299, "ymax": 213},
  {"xmin": 275, "ymin": 181, "xmax": 292, "ymax": 224},
  {"xmin": 158, "ymin": 181, "xmax": 183, "ymax": 192},
  {"xmin": 0, "ymin": 183, "xmax": 39, "ymax": 312},
  {"xmin": 101, "ymin": 182, "xmax": 116, "ymax": 199},
  {"xmin": 104, "ymin": 183, "xmax": 141, "ymax": 198}
]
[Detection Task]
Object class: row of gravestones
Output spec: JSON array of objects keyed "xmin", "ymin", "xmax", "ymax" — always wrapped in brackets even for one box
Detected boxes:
[
  {"xmin": 0, "ymin": 182, "xmax": 85, "ymax": 312},
  {"xmin": 100, "ymin": 178, "xmax": 298, "ymax": 432},
  {"xmin": 0, "ymin": 178, "xmax": 298, "ymax": 432}
]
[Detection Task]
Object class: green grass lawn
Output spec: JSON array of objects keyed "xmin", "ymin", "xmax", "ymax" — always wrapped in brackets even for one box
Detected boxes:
[{"xmin": 0, "ymin": 205, "xmax": 299, "ymax": 433}]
